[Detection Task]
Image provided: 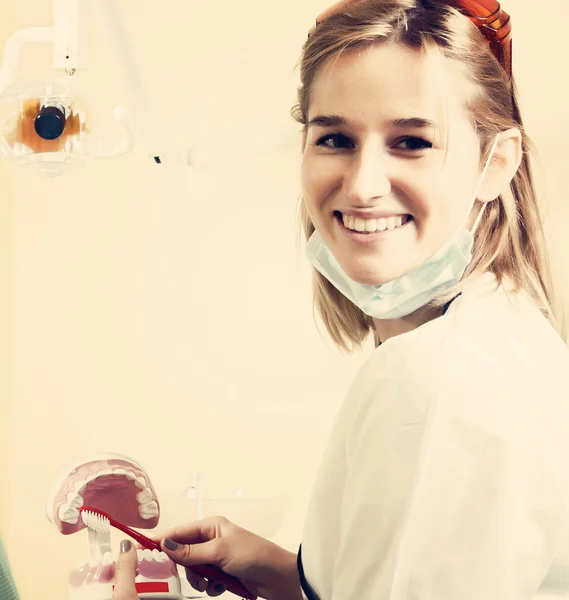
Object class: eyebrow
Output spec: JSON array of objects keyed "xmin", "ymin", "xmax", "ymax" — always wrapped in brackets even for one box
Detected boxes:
[{"xmin": 307, "ymin": 114, "xmax": 435, "ymax": 129}]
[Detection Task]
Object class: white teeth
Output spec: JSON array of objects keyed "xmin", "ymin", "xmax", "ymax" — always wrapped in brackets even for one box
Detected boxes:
[
  {"xmin": 342, "ymin": 214, "xmax": 407, "ymax": 233},
  {"xmin": 59, "ymin": 469, "xmax": 154, "ymax": 527},
  {"xmin": 158, "ymin": 551, "xmax": 169, "ymax": 563},
  {"xmin": 136, "ymin": 488, "xmax": 153, "ymax": 504},
  {"xmin": 142, "ymin": 549, "xmax": 153, "ymax": 561},
  {"xmin": 66, "ymin": 492, "xmax": 83, "ymax": 509},
  {"xmin": 152, "ymin": 549, "xmax": 161, "ymax": 561},
  {"xmin": 73, "ymin": 480, "xmax": 87, "ymax": 494},
  {"xmin": 58, "ymin": 504, "xmax": 80, "ymax": 524},
  {"xmin": 139, "ymin": 500, "xmax": 159, "ymax": 520},
  {"xmin": 365, "ymin": 219, "xmax": 376, "ymax": 232},
  {"xmin": 136, "ymin": 549, "xmax": 144, "ymax": 562},
  {"xmin": 102, "ymin": 552, "xmax": 114, "ymax": 566}
]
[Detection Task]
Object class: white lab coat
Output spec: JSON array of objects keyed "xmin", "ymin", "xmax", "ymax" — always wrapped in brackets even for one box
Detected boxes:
[{"xmin": 299, "ymin": 272, "xmax": 569, "ymax": 600}]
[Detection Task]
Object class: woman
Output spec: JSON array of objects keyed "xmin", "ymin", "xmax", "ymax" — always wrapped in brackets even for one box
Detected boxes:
[{"xmin": 155, "ymin": 0, "xmax": 569, "ymax": 598}]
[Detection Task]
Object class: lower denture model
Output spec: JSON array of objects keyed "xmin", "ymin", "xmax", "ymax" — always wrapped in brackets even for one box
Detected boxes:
[{"xmin": 46, "ymin": 453, "xmax": 184, "ymax": 600}]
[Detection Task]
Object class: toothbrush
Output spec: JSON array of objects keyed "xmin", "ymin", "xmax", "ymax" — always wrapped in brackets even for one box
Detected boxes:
[{"xmin": 79, "ymin": 506, "xmax": 257, "ymax": 600}]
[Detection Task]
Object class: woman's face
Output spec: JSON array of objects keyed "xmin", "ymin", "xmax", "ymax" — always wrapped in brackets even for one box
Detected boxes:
[{"xmin": 301, "ymin": 43, "xmax": 485, "ymax": 285}]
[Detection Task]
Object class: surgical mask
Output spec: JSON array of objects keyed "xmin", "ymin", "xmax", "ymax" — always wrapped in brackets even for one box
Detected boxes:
[{"xmin": 305, "ymin": 135, "xmax": 500, "ymax": 320}]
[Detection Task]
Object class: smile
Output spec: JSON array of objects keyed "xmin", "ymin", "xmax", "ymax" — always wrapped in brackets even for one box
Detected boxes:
[
  {"xmin": 334, "ymin": 211, "xmax": 413, "ymax": 242},
  {"xmin": 340, "ymin": 212, "xmax": 411, "ymax": 233}
]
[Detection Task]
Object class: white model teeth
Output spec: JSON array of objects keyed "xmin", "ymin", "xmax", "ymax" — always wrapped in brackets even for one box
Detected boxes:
[
  {"xmin": 102, "ymin": 552, "xmax": 114, "ymax": 566},
  {"xmin": 57, "ymin": 468, "xmax": 156, "ymax": 525},
  {"xmin": 66, "ymin": 492, "xmax": 83, "ymax": 509},
  {"xmin": 58, "ymin": 504, "xmax": 79, "ymax": 524},
  {"xmin": 136, "ymin": 488, "xmax": 153, "ymax": 504},
  {"xmin": 137, "ymin": 549, "xmax": 153, "ymax": 561},
  {"xmin": 139, "ymin": 500, "xmax": 159, "ymax": 520},
  {"xmin": 73, "ymin": 480, "xmax": 87, "ymax": 494},
  {"xmin": 135, "ymin": 549, "xmax": 168, "ymax": 562},
  {"xmin": 342, "ymin": 214, "xmax": 407, "ymax": 233}
]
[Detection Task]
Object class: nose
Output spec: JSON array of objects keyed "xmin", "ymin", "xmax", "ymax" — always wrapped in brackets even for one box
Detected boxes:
[{"xmin": 342, "ymin": 143, "xmax": 391, "ymax": 205}]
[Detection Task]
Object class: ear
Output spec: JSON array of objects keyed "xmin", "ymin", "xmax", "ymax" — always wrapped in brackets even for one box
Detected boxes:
[{"xmin": 477, "ymin": 128, "xmax": 523, "ymax": 203}]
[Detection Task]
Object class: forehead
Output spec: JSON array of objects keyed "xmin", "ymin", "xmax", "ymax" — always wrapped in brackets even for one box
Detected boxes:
[{"xmin": 309, "ymin": 43, "xmax": 475, "ymax": 128}]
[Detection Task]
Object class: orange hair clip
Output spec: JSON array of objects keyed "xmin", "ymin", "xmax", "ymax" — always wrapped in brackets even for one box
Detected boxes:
[{"xmin": 307, "ymin": 0, "xmax": 512, "ymax": 79}]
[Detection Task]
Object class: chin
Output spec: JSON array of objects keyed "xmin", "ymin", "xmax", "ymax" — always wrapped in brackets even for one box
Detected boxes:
[{"xmin": 344, "ymin": 265, "xmax": 406, "ymax": 286}]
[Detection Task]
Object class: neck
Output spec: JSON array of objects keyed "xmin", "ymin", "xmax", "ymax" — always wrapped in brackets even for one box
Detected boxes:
[{"xmin": 373, "ymin": 303, "xmax": 445, "ymax": 346}]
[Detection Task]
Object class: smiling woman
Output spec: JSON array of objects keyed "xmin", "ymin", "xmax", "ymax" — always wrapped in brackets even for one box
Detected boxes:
[
  {"xmin": 293, "ymin": 0, "xmax": 553, "ymax": 352},
  {"xmin": 282, "ymin": 1, "xmax": 569, "ymax": 599},
  {"xmin": 150, "ymin": 3, "xmax": 569, "ymax": 598}
]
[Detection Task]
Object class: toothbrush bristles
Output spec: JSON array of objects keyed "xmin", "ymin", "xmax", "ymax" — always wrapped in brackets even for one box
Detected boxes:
[{"xmin": 81, "ymin": 510, "xmax": 110, "ymax": 533}]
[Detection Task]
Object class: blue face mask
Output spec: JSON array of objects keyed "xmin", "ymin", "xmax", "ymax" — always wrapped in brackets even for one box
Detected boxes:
[{"xmin": 305, "ymin": 135, "xmax": 500, "ymax": 320}]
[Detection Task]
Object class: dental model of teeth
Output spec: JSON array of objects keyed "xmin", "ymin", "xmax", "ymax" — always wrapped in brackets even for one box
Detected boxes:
[
  {"xmin": 69, "ymin": 548, "xmax": 182, "ymax": 600},
  {"xmin": 46, "ymin": 453, "xmax": 184, "ymax": 600}
]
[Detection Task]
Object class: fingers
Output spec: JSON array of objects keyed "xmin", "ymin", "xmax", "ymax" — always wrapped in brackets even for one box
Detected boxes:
[
  {"xmin": 112, "ymin": 540, "xmax": 138, "ymax": 600},
  {"xmin": 206, "ymin": 579, "xmax": 227, "ymax": 597},
  {"xmin": 183, "ymin": 570, "xmax": 227, "ymax": 597},
  {"xmin": 160, "ymin": 536, "xmax": 224, "ymax": 568},
  {"xmin": 185, "ymin": 567, "xmax": 207, "ymax": 594},
  {"xmin": 153, "ymin": 516, "xmax": 228, "ymax": 547}
]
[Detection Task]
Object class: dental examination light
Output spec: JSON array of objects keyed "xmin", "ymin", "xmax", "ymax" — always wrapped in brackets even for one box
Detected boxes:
[{"xmin": 0, "ymin": 0, "xmax": 170, "ymax": 176}]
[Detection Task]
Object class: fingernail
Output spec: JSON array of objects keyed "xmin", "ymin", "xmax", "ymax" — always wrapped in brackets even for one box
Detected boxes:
[
  {"xmin": 164, "ymin": 538, "xmax": 178, "ymax": 551},
  {"xmin": 215, "ymin": 583, "xmax": 226, "ymax": 593},
  {"xmin": 120, "ymin": 540, "xmax": 132, "ymax": 554}
]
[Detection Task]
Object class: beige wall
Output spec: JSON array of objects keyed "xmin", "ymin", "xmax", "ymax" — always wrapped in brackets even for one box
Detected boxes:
[
  {"xmin": 3, "ymin": 1, "xmax": 569, "ymax": 599},
  {"xmin": 0, "ymin": 1, "xmax": 15, "ymax": 538}
]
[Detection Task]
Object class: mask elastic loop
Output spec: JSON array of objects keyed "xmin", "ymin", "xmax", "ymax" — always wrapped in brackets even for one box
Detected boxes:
[{"xmin": 470, "ymin": 133, "xmax": 501, "ymax": 235}]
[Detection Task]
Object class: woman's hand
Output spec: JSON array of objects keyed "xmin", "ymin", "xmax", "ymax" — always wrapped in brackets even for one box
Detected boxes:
[
  {"xmin": 112, "ymin": 540, "xmax": 139, "ymax": 600},
  {"xmin": 156, "ymin": 516, "xmax": 303, "ymax": 600}
]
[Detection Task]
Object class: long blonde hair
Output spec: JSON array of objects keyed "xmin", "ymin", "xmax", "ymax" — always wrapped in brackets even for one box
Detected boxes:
[{"xmin": 291, "ymin": 0, "xmax": 561, "ymax": 353}]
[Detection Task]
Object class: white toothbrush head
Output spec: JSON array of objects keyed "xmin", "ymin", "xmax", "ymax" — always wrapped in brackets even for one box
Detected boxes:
[{"xmin": 81, "ymin": 509, "xmax": 111, "ymax": 533}]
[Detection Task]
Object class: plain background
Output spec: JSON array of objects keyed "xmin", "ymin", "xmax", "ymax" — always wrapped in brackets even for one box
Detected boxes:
[{"xmin": 1, "ymin": 1, "xmax": 568, "ymax": 598}]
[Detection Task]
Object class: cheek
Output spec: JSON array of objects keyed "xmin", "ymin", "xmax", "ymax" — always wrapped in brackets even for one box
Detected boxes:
[{"xmin": 301, "ymin": 154, "xmax": 338, "ymax": 204}]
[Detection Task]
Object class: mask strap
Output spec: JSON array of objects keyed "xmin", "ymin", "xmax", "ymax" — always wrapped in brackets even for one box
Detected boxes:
[{"xmin": 470, "ymin": 134, "xmax": 501, "ymax": 234}]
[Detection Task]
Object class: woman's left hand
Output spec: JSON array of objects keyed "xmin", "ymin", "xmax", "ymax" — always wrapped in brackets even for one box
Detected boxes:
[{"xmin": 112, "ymin": 540, "xmax": 139, "ymax": 600}]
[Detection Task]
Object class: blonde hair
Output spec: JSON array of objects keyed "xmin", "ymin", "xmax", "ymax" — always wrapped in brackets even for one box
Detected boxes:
[{"xmin": 291, "ymin": 0, "xmax": 561, "ymax": 353}]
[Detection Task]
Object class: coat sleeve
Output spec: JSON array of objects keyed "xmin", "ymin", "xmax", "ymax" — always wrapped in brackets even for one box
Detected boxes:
[
  {"xmin": 330, "ymin": 370, "xmax": 566, "ymax": 600},
  {"xmin": 0, "ymin": 538, "xmax": 20, "ymax": 600}
]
